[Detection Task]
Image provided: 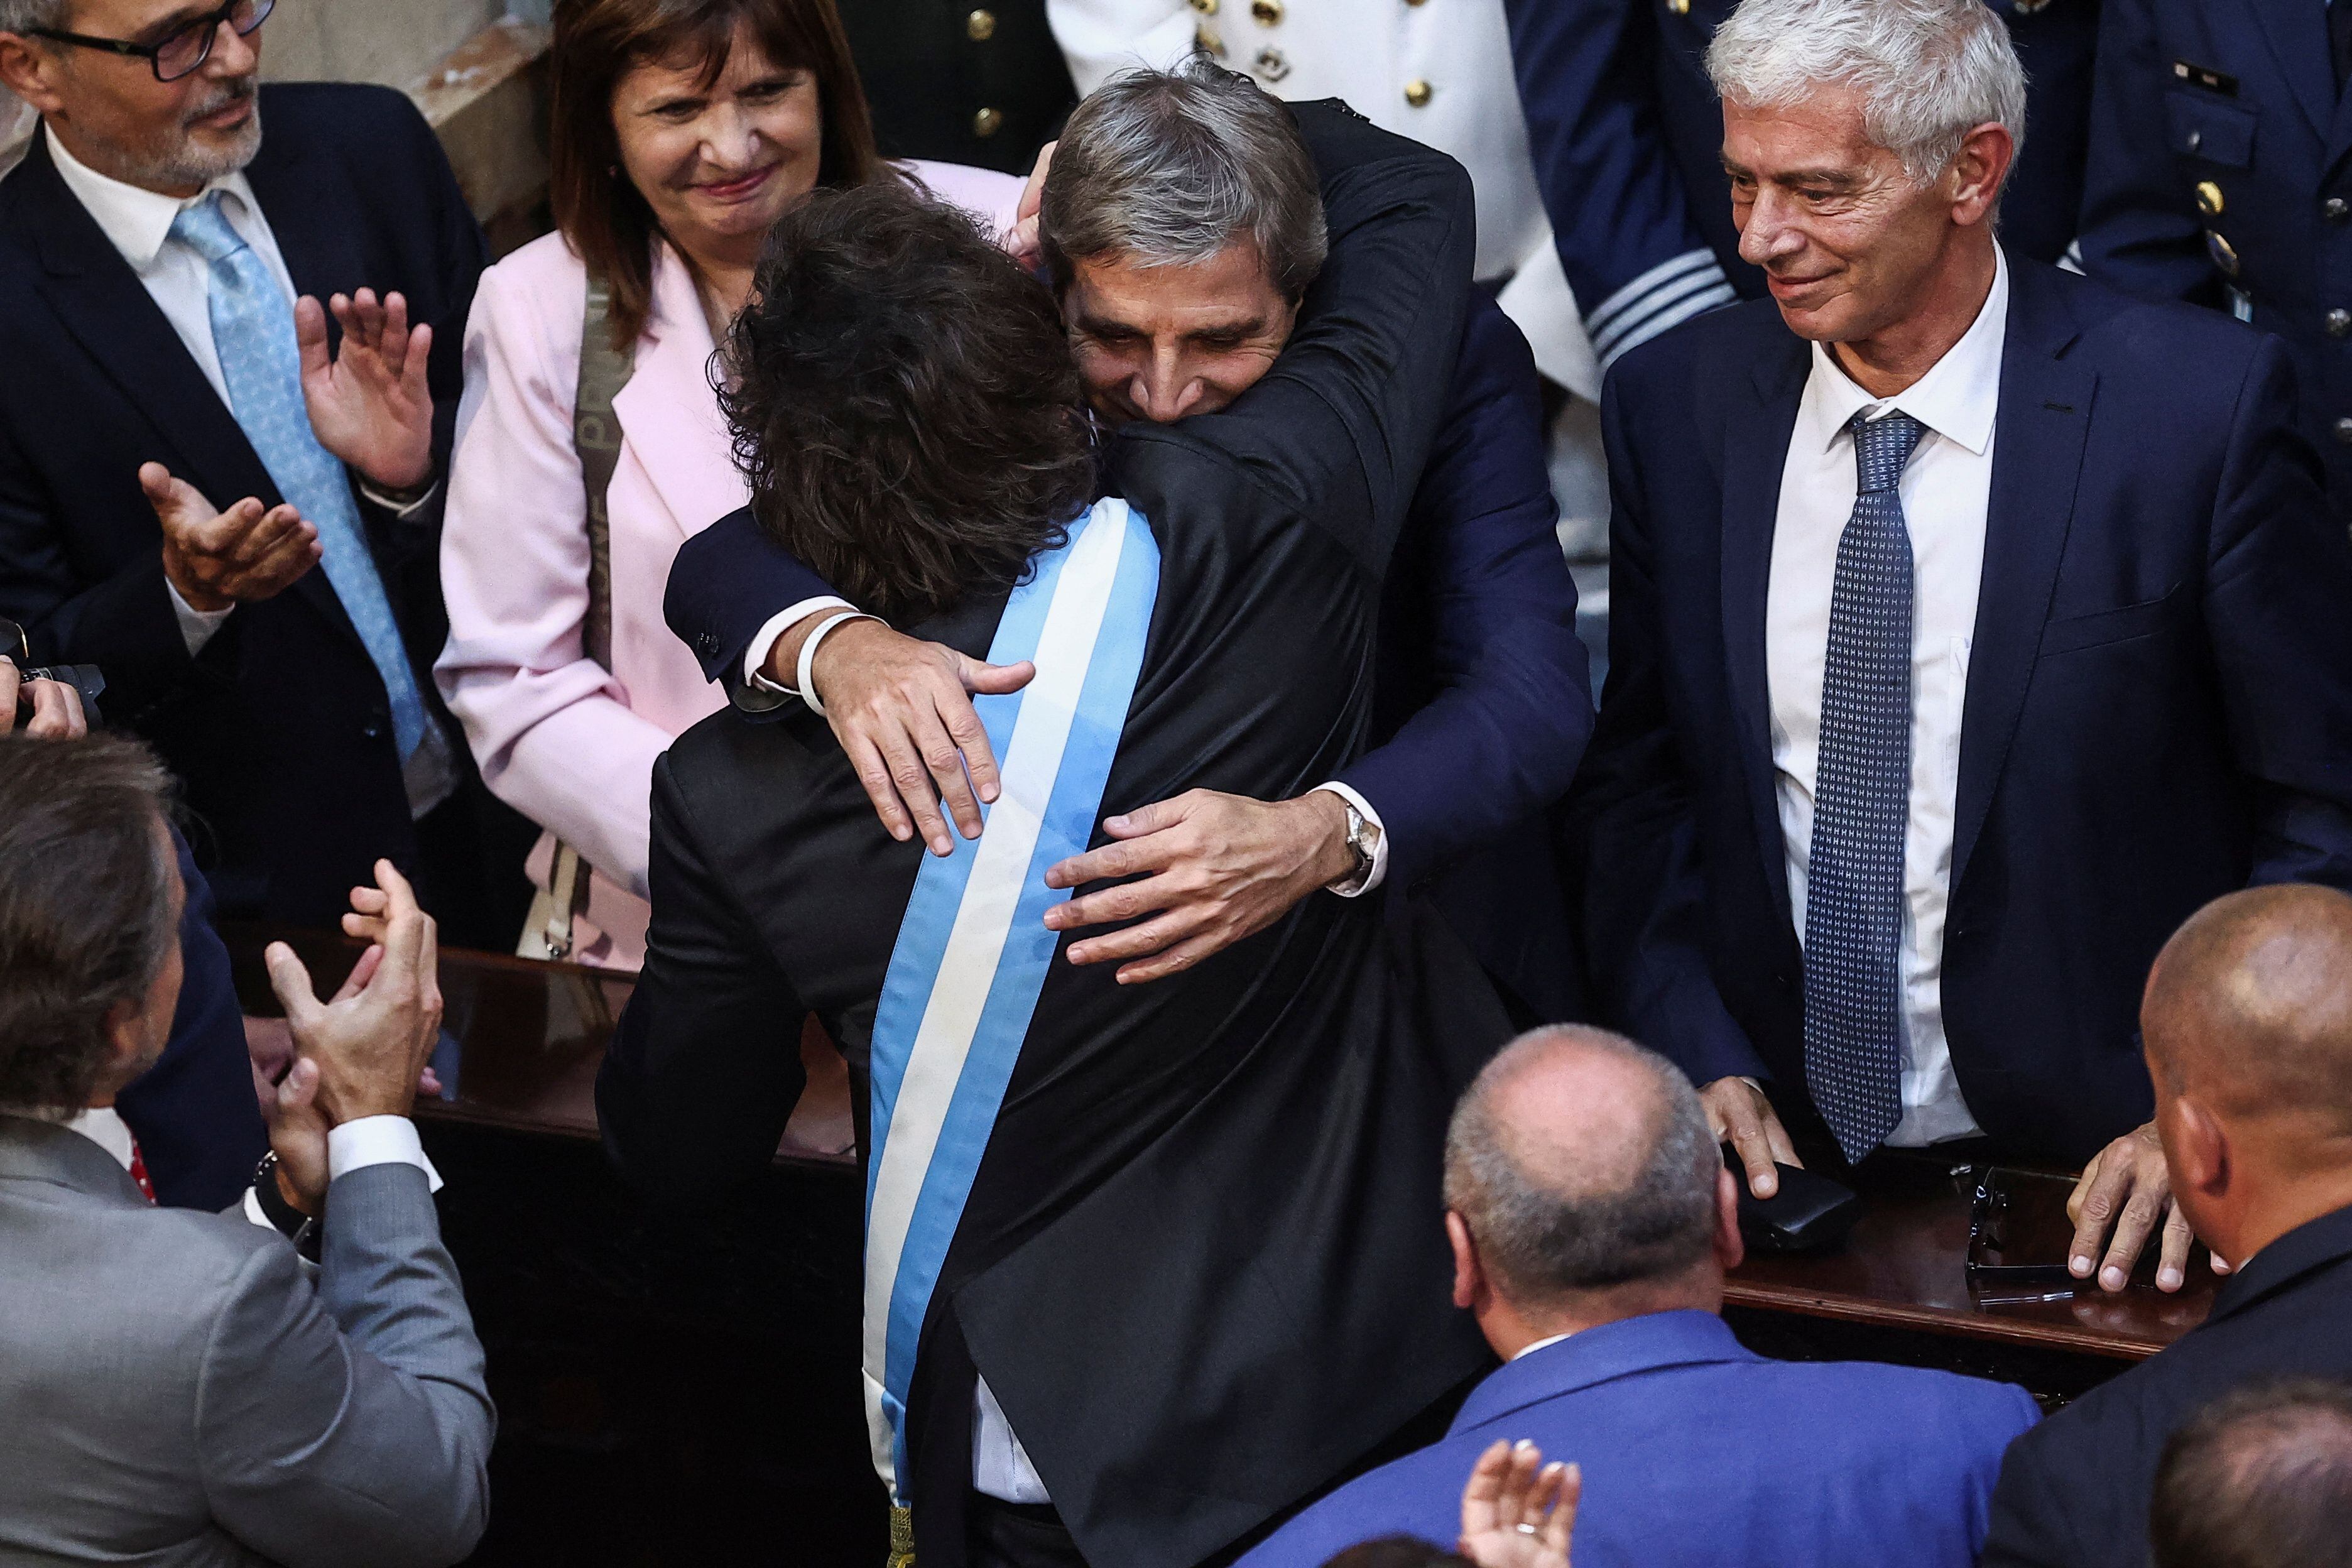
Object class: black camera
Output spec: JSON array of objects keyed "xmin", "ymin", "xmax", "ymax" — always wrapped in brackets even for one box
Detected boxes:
[{"xmin": 0, "ymin": 617, "xmax": 106, "ymax": 729}]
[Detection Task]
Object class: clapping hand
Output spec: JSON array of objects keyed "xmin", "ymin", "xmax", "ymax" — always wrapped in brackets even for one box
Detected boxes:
[
  {"xmin": 1002, "ymin": 140, "xmax": 1056, "ymax": 268},
  {"xmin": 263, "ymin": 859, "xmax": 443, "ymax": 1130},
  {"xmin": 297, "ymin": 288, "xmax": 436, "ymax": 492},
  {"xmin": 142, "ymin": 462, "xmax": 319, "ymax": 612},
  {"xmin": 1458, "ymin": 1440, "xmax": 1579, "ymax": 1568}
]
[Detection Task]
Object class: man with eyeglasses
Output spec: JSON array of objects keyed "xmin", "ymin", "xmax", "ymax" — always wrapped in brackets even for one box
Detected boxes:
[{"xmin": 0, "ymin": 0, "xmax": 531, "ymax": 947}]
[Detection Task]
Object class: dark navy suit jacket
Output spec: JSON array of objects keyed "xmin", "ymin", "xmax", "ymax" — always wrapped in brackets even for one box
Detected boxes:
[
  {"xmin": 0, "ymin": 88, "xmax": 494, "ymax": 932},
  {"xmin": 2076, "ymin": 0, "xmax": 2352, "ymax": 508},
  {"xmin": 663, "ymin": 294, "xmax": 1594, "ymax": 1019},
  {"xmin": 1983, "ymin": 1204, "xmax": 2352, "ymax": 1568},
  {"xmin": 1238, "ymin": 1310, "xmax": 2039, "ymax": 1568},
  {"xmin": 1576, "ymin": 256, "xmax": 2352, "ymax": 1163},
  {"xmin": 112, "ymin": 827, "xmax": 268, "ymax": 1211},
  {"xmin": 1502, "ymin": 0, "xmax": 2097, "ymax": 368}
]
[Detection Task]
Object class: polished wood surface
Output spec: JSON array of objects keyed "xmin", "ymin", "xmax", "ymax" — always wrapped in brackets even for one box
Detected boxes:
[{"xmin": 1726, "ymin": 1167, "xmax": 2217, "ymax": 1363}]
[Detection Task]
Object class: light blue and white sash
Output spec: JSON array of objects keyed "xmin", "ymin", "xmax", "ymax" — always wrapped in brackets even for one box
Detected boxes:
[{"xmin": 861, "ymin": 497, "xmax": 1161, "ymax": 1500}]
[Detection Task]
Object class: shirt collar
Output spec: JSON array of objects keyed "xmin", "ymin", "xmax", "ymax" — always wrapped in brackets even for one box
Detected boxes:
[
  {"xmin": 1449, "ymin": 1310, "xmax": 1754, "ymax": 1436},
  {"xmin": 62, "ymin": 1106, "xmax": 136, "ymax": 1172},
  {"xmin": 1800, "ymin": 244, "xmax": 2010, "ymax": 460},
  {"xmin": 45, "ymin": 123, "xmax": 263, "ymax": 274}
]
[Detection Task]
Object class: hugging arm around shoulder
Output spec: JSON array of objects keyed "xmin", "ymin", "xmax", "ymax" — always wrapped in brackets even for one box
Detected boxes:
[
  {"xmin": 598, "ymin": 753, "xmax": 811, "ymax": 1202},
  {"xmin": 195, "ymin": 1164, "xmax": 491, "ymax": 1568}
]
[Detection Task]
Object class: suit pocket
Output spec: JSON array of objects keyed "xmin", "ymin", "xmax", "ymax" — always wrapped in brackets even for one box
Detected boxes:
[
  {"xmin": 2038, "ymin": 583, "xmax": 2187, "ymax": 657},
  {"xmin": 2162, "ymin": 89, "xmax": 2256, "ymax": 168}
]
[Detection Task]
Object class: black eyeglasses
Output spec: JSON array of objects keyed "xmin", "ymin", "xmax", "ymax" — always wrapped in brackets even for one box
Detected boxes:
[{"xmin": 29, "ymin": 0, "xmax": 273, "ymax": 84}]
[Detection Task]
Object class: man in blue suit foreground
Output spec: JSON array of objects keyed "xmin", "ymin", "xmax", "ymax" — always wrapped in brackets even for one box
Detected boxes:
[
  {"xmin": 1239, "ymin": 1025, "xmax": 2038, "ymax": 1568},
  {"xmin": 1574, "ymin": 0, "xmax": 2352, "ymax": 1292}
]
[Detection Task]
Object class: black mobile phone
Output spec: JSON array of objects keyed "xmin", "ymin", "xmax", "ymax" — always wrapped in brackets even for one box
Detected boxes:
[{"xmin": 1733, "ymin": 1157, "xmax": 1863, "ymax": 1254}]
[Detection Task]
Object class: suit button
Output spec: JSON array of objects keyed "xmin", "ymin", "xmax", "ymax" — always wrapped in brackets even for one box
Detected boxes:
[
  {"xmin": 2329, "ymin": 197, "xmax": 2351, "ymax": 222},
  {"xmin": 1196, "ymin": 19, "xmax": 1224, "ymax": 53},
  {"xmin": 2334, "ymin": 417, "xmax": 2352, "ymax": 445},
  {"xmin": 972, "ymin": 106, "xmax": 1002, "ymax": 138},
  {"xmin": 1253, "ymin": 45, "xmax": 1290, "ymax": 80},
  {"xmin": 2206, "ymin": 230, "xmax": 2241, "ymax": 278},
  {"xmin": 361, "ymin": 721, "xmax": 384, "ymax": 741},
  {"xmin": 1668, "ymin": 0, "xmax": 1690, "ymax": 11},
  {"xmin": 1405, "ymin": 0, "xmax": 1429, "ymax": 6},
  {"xmin": 966, "ymin": 7, "xmax": 995, "ymax": 38},
  {"xmin": 1403, "ymin": 78, "xmax": 1433, "ymax": 107},
  {"xmin": 2330, "ymin": 309, "xmax": 2352, "ymax": 338},
  {"xmin": 1250, "ymin": 0, "xmax": 1282, "ymax": 22},
  {"xmin": 2194, "ymin": 180, "xmax": 2224, "ymax": 219},
  {"xmin": 1189, "ymin": 0, "xmax": 1216, "ymax": 11},
  {"xmin": 2186, "ymin": 128, "xmax": 2202, "ymax": 153}
]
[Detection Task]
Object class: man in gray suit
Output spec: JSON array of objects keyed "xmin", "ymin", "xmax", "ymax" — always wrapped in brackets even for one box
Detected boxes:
[{"xmin": 0, "ymin": 733, "xmax": 492, "ymax": 1567}]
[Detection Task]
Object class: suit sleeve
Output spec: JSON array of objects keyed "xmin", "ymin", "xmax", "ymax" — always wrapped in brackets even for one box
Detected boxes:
[
  {"xmin": 1503, "ymin": 0, "xmax": 1738, "ymax": 370},
  {"xmin": 598, "ymin": 753, "xmax": 811, "ymax": 1202},
  {"xmin": 1335, "ymin": 298, "xmax": 1592, "ymax": 888},
  {"xmin": 196, "ymin": 1166, "xmax": 492, "ymax": 1568},
  {"xmin": 1568, "ymin": 364, "xmax": 1766, "ymax": 1086},
  {"xmin": 1978, "ymin": 1424, "xmax": 2086, "ymax": 1568},
  {"xmin": 2206, "ymin": 337, "xmax": 2352, "ymax": 885},
  {"xmin": 2074, "ymin": 0, "xmax": 2223, "ymax": 305},
  {"xmin": 662, "ymin": 506, "xmax": 844, "ymax": 702},
  {"xmin": 113, "ymin": 826, "xmax": 268, "ymax": 1210}
]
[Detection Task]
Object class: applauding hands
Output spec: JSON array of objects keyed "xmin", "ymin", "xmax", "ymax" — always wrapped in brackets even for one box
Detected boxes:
[
  {"xmin": 297, "ymin": 288, "xmax": 437, "ymax": 493},
  {"xmin": 1458, "ymin": 1440, "xmax": 1579, "ymax": 1568}
]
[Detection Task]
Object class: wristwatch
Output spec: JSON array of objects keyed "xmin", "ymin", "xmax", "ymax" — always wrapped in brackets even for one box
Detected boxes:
[
  {"xmin": 1325, "ymin": 800, "xmax": 1383, "ymax": 896},
  {"xmin": 251, "ymin": 1150, "xmax": 322, "ymax": 1263}
]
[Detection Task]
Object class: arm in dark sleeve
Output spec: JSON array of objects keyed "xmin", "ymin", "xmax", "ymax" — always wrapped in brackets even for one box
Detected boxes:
[
  {"xmin": 1173, "ymin": 100, "xmax": 1478, "ymax": 577},
  {"xmin": 662, "ymin": 506, "xmax": 846, "ymax": 703},
  {"xmin": 1568, "ymin": 368, "xmax": 1765, "ymax": 1086},
  {"xmin": 199, "ymin": 1166, "xmax": 493, "ymax": 1568},
  {"xmin": 598, "ymin": 753, "xmax": 811, "ymax": 1202},
  {"xmin": 1503, "ymin": 0, "xmax": 1738, "ymax": 369},
  {"xmin": 2206, "ymin": 337, "xmax": 2352, "ymax": 885},
  {"xmin": 2075, "ymin": 0, "xmax": 2224, "ymax": 306},
  {"xmin": 1978, "ymin": 1427, "xmax": 2088, "ymax": 1568},
  {"xmin": 113, "ymin": 825, "xmax": 268, "ymax": 1210},
  {"xmin": 1336, "ymin": 298, "xmax": 1593, "ymax": 890}
]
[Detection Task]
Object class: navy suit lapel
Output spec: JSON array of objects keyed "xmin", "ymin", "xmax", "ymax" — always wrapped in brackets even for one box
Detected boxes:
[
  {"xmin": 16, "ymin": 131, "xmax": 276, "ymax": 518},
  {"xmin": 2251, "ymin": 0, "xmax": 2338, "ymax": 146},
  {"xmin": 1721, "ymin": 335, "xmax": 1809, "ymax": 945},
  {"xmin": 1952, "ymin": 263, "xmax": 2094, "ymax": 896}
]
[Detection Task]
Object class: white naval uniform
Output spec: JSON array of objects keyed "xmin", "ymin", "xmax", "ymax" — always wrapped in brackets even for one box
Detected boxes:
[{"xmin": 1047, "ymin": 0, "xmax": 1601, "ymax": 400}]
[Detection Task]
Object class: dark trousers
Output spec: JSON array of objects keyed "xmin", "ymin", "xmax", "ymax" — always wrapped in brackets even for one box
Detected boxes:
[{"xmin": 966, "ymin": 1494, "xmax": 1089, "ymax": 1568}]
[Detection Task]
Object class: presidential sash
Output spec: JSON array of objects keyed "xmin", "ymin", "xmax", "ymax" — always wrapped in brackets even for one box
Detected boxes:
[{"xmin": 861, "ymin": 497, "xmax": 1162, "ymax": 1501}]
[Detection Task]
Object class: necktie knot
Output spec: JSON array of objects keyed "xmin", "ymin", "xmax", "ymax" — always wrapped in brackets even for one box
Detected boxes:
[
  {"xmin": 168, "ymin": 192, "xmax": 246, "ymax": 265},
  {"xmin": 1850, "ymin": 408, "xmax": 1927, "ymax": 496}
]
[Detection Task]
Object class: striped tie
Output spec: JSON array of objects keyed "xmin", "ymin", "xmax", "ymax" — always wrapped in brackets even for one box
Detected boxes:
[{"xmin": 1803, "ymin": 408, "xmax": 1925, "ymax": 1163}]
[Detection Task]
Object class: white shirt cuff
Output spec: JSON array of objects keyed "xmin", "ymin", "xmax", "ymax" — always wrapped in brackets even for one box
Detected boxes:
[
  {"xmin": 357, "ymin": 477, "xmax": 442, "ymax": 519},
  {"xmin": 166, "ymin": 577, "xmax": 234, "ymax": 655},
  {"xmin": 242, "ymin": 1184, "xmax": 275, "ymax": 1231},
  {"xmin": 326, "ymin": 1114, "xmax": 444, "ymax": 1192},
  {"xmin": 1309, "ymin": 781, "xmax": 1388, "ymax": 896},
  {"xmin": 744, "ymin": 596, "xmax": 856, "ymax": 693}
]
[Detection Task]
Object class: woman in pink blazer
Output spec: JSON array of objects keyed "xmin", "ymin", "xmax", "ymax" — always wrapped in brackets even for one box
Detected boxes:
[{"xmin": 437, "ymin": 0, "xmax": 1019, "ymax": 970}]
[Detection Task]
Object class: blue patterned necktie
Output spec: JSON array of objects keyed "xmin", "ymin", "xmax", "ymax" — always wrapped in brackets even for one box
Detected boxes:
[
  {"xmin": 170, "ymin": 193, "xmax": 432, "ymax": 767},
  {"xmin": 1803, "ymin": 408, "xmax": 1927, "ymax": 1164}
]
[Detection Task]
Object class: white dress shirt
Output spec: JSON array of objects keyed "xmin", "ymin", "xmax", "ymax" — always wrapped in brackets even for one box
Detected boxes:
[
  {"xmin": 46, "ymin": 129, "xmax": 433, "ymax": 657},
  {"xmin": 1765, "ymin": 247, "xmax": 2012, "ymax": 1147},
  {"xmin": 62, "ymin": 1107, "xmax": 440, "ymax": 1233}
]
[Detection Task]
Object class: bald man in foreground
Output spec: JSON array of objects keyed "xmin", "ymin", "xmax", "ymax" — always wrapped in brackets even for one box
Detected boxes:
[
  {"xmin": 1983, "ymin": 885, "xmax": 2352, "ymax": 1568},
  {"xmin": 1241, "ymin": 1028, "xmax": 2037, "ymax": 1568}
]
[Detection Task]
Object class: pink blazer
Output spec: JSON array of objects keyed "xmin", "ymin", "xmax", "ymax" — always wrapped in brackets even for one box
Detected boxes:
[{"xmin": 436, "ymin": 161, "xmax": 1023, "ymax": 968}]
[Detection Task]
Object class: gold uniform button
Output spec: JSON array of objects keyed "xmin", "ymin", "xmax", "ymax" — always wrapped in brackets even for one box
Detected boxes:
[
  {"xmin": 966, "ymin": 7, "xmax": 995, "ymax": 39},
  {"xmin": 2194, "ymin": 180, "xmax": 2224, "ymax": 218},
  {"xmin": 1254, "ymin": 45, "xmax": 1290, "ymax": 81},
  {"xmin": 2206, "ymin": 229, "xmax": 2240, "ymax": 278},
  {"xmin": 1405, "ymin": 0, "xmax": 1429, "ymax": 6},
  {"xmin": 1668, "ymin": 0, "xmax": 1690, "ymax": 13},
  {"xmin": 1196, "ymin": 19, "xmax": 1224, "ymax": 53},
  {"xmin": 1404, "ymin": 78, "xmax": 1433, "ymax": 107},
  {"xmin": 972, "ymin": 106, "xmax": 1003, "ymax": 138},
  {"xmin": 1251, "ymin": 0, "xmax": 1283, "ymax": 23},
  {"xmin": 1189, "ymin": 0, "xmax": 1216, "ymax": 13}
]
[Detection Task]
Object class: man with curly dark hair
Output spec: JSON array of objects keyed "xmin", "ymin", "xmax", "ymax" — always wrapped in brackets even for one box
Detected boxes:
[{"xmin": 599, "ymin": 106, "xmax": 1504, "ymax": 1568}]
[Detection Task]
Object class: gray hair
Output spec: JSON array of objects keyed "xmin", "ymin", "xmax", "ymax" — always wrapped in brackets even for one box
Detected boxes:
[
  {"xmin": 1706, "ymin": 0, "xmax": 2028, "ymax": 187},
  {"xmin": 0, "ymin": 0, "xmax": 67, "ymax": 33},
  {"xmin": 1040, "ymin": 55, "xmax": 1327, "ymax": 302},
  {"xmin": 0, "ymin": 735, "xmax": 179, "ymax": 1116},
  {"xmin": 2153, "ymin": 1380, "xmax": 2352, "ymax": 1568},
  {"xmin": 1444, "ymin": 1027, "xmax": 1719, "ymax": 1302}
]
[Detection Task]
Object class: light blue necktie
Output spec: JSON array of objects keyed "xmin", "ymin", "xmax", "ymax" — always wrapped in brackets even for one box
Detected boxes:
[
  {"xmin": 170, "ymin": 193, "xmax": 431, "ymax": 765},
  {"xmin": 1803, "ymin": 408, "xmax": 1926, "ymax": 1164}
]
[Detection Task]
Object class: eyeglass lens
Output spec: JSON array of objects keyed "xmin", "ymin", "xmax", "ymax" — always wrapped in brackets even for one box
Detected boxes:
[{"xmin": 155, "ymin": 0, "xmax": 271, "ymax": 82}]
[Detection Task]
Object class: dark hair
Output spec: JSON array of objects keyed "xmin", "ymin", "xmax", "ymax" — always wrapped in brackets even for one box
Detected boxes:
[
  {"xmin": 1319, "ymin": 1539, "xmax": 1474, "ymax": 1568},
  {"xmin": 549, "ymin": 0, "xmax": 883, "ymax": 351},
  {"xmin": 1041, "ymin": 57, "xmax": 1326, "ymax": 301},
  {"xmin": 2152, "ymin": 1379, "xmax": 2352, "ymax": 1568},
  {"xmin": 0, "ymin": 736, "xmax": 178, "ymax": 1114},
  {"xmin": 720, "ymin": 181, "xmax": 1096, "ymax": 625}
]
